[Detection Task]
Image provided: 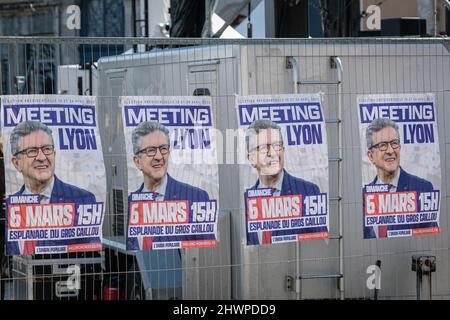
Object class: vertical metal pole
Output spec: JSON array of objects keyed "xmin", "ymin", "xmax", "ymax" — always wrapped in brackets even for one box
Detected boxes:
[
  {"xmin": 429, "ymin": 271, "xmax": 433, "ymax": 299},
  {"xmin": 132, "ymin": 0, "xmax": 137, "ymax": 52},
  {"xmin": 8, "ymin": 43, "xmax": 17, "ymax": 94},
  {"xmin": 204, "ymin": 0, "xmax": 212, "ymax": 37},
  {"xmin": 27, "ymin": 258, "xmax": 33, "ymax": 300},
  {"xmin": 139, "ymin": 0, "xmax": 145, "ymax": 37},
  {"xmin": 0, "ymin": 43, "xmax": 3, "ymax": 95},
  {"xmin": 247, "ymin": 1, "xmax": 253, "ymax": 38},
  {"xmin": 416, "ymin": 269, "xmax": 422, "ymax": 299},
  {"xmin": 434, "ymin": 0, "xmax": 438, "ymax": 37},
  {"xmin": 144, "ymin": 0, "xmax": 149, "ymax": 51},
  {"xmin": 333, "ymin": 56, "xmax": 345, "ymax": 300},
  {"xmin": 374, "ymin": 260, "xmax": 381, "ymax": 300},
  {"xmin": 416, "ymin": 266, "xmax": 433, "ymax": 300},
  {"xmin": 264, "ymin": 0, "xmax": 275, "ymax": 37},
  {"xmin": 54, "ymin": 5, "xmax": 61, "ymax": 79},
  {"xmin": 132, "ymin": 0, "xmax": 137, "ymax": 37},
  {"xmin": 144, "ymin": 0, "xmax": 149, "ymax": 37},
  {"xmin": 288, "ymin": 56, "xmax": 302, "ymax": 300},
  {"xmin": 88, "ymin": 63, "xmax": 92, "ymax": 96}
]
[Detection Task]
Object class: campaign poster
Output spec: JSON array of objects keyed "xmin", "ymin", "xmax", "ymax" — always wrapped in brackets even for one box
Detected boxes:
[
  {"xmin": 1, "ymin": 95, "xmax": 106, "ymax": 255},
  {"xmin": 121, "ymin": 96, "xmax": 219, "ymax": 251},
  {"xmin": 236, "ymin": 94, "xmax": 329, "ymax": 246},
  {"xmin": 358, "ymin": 93, "xmax": 441, "ymax": 239}
]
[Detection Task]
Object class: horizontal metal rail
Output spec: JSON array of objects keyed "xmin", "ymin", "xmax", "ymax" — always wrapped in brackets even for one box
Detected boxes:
[
  {"xmin": 325, "ymin": 119, "xmax": 342, "ymax": 124},
  {"xmin": 297, "ymin": 80, "xmax": 341, "ymax": 85},
  {"xmin": 0, "ymin": 36, "xmax": 448, "ymax": 46},
  {"xmin": 13, "ymin": 257, "xmax": 103, "ymax": 266},
  {"xmin": 300, "ymin": 273, "xmax": 343, "ymax": 280}
]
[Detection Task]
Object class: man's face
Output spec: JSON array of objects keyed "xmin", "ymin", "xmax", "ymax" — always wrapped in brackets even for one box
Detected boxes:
[
  {"xmin": 12, "ymin": 130, "xmax": 55, "ymax": 186},
  {"xmin": 247, "ymin": 128, "xmax": 285, "ymax": 176},
  {"xmin": 133, "ymin": 130, "xmax": 170, "ymax": 183},
  {"xmin": 367, "ymin": 126, "xmax": 401, "ymax": 176}
]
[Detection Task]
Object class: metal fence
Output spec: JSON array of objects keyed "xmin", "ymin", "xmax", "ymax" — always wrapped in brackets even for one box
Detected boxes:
[{"xmin": 1, "ymin": 36, "xmax": 450, "ymax": 300}]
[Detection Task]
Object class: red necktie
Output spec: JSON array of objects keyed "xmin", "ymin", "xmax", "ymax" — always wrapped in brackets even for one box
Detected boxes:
[
  {"xmin": 378, "ymin": 225, "xmax": 388, "ymax": 238},
  {"xmin": 142, "ymin": 237, "xmax": 153, "ymax": 250},
  {"xmin": 262, "ymin": 231, "xmax": 272, "ymax": 244}
]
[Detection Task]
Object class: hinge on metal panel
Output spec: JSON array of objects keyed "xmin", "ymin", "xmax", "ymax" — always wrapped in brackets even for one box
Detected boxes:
[
  {"xmin": 330, "ymin": 56, "xmax": 337, "ymax": 69},
  {"xmin": 285, "ymin": 275, "xmax": 294, "ymax": 292},
  {"xmin": 285, "ymin": 57, "xmax": 293, "ymax": 69}
]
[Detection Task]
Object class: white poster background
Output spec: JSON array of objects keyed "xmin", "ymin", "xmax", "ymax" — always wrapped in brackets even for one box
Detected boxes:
[{"xmin": 236, "ymin": 93, "xmax": 329, "ymax": 244}]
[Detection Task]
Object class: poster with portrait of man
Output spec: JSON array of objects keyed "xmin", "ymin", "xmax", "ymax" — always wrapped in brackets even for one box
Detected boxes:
[
  {"xmin": 358, "ymin": 93, "xmax": 441, "ymax": 239},
  {"xmin": 236, "ymin": 94, "xmax": 329, "ymax": 246},
  {"xmin": 1, "ymin": 95, "xmax": 106, "ymax": 255},
  {"xmin": 120, "ymin": 96, "xmax": 219, "ymax": 251}
]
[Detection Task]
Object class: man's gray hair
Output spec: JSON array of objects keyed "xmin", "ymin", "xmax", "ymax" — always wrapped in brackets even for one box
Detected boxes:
[
  {"xmin": 10, "ymin": 120, "xmax": 53, "ymax": 156},
  {"xmin": 366, "ymin": 118, "xmax": 400, "ymax": 149},
  {"xmin": 245, "ymin": 119, "xmax": 283, "ymax": 153},
  {"xmin": 132, "ymin": 121, "xmax": 170, "ymax": 155}
]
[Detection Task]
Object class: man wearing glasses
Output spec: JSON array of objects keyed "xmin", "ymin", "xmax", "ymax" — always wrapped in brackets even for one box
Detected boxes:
[
  {"xmin": 8, "ymin": 120, "xmax": 96, "ymax": 255},
  {"xmin": 131, "ymin": 121, "xmax": 210, "ymax": 249},
  {"xmin": 364, "ymin": 117, "xmax": 435, "ymax": 238},
  {"xmin": 245, "ymin": 119, "xmax": 322, "ymax": 245}
]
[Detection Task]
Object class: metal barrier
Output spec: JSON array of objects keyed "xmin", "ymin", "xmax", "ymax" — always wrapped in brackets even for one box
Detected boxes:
[{"xmin": 0, "ymin": 37, "xmax": 450, "ymax": 300}]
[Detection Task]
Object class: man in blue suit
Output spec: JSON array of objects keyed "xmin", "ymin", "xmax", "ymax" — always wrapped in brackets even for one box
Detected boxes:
[
  {"xmin": 364, "ymin": 118, "xmax": 437, "ymax": 238},
  {"xmin": 245, "ymin": 119, "xmax": 325, "ymax": 245},
  {"xmin": 8, "ymin": 120, "xmax": 98, "ymax": 255},
  {"xmin": 129, "ymin": 121, "xmax": 211, "ymax": 250}
]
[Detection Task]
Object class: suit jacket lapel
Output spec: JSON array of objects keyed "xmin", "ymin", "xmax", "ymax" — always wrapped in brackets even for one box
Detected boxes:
[
  {"xmin": 396, "ymin": 167, "xmax": 408, "ymax": 191},
  {"xmin": 50, "ymin": 176, "xmax": 63, "ymax": 203},
  {"xmin": 280, "ymin": 170, "xmax": 291, "ymax": 196},
  {"xmin": 164, "ymin": 174, "xmax": 175, "ymax": 201}
]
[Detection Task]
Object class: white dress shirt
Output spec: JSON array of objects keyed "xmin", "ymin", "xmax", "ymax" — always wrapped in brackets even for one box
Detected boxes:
[
  {"xmin": 376, "ymin": 168, "xmax": 400, "ymax": 192},
  {"xmin": 141, "ymin": 175, "xmax": 168, "ymax": 201},
  {"xmin": 24, "ymin": 176, "xmax": 54, "ymax": 204},
  {"xmin": 257, "ymin": 174, "xmax": 284, "ymax": 196}
]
